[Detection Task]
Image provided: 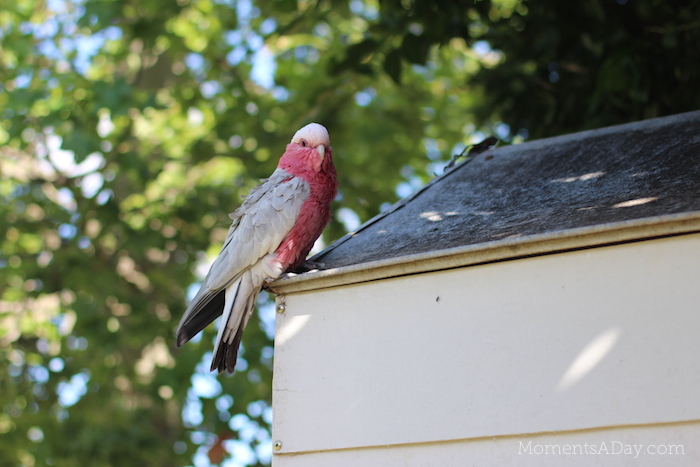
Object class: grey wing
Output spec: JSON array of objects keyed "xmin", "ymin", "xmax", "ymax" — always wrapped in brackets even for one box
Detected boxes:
[{"xmin": 176, "ymin": 169, "xmax": 310, "ymax": 345}]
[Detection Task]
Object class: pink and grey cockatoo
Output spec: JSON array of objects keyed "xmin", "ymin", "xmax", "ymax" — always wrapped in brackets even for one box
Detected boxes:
[{"xmin": 176, "ymin": 123, "xmax": 338, "ymax": 373}]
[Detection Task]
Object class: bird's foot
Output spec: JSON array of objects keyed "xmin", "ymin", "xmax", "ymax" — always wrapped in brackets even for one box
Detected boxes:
[{"xmin": 292, "ymin": 259, "xmax": 326, "ymax": 273}]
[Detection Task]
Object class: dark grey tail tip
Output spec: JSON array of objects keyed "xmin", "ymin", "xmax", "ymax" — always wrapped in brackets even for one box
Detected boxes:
[
  {"xmin": 210, "ymin": 350, "xmax": 236, "ymax": 374},
  {"xmin": 176, "ymin": 333, "xmax": 188, "ymax": 348},
  {"xmin": 210, "ymin": 361, "xmax": 235, "ymax": 375}
]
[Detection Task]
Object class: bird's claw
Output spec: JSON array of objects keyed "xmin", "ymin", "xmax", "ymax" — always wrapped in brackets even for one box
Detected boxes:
[{"xmin": 293, "ymin": 259, "xmax": 326, "ymax": 273}]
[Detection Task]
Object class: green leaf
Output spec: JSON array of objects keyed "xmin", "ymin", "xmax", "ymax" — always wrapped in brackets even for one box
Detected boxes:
[
  {"xmin": 383, "ymin": 48, "xmax": 403, "ymax": 84},
  {"xmin": 401, "ymin": 33, "xmax": 431, "ymax": 65},
  {"xmin": 61, "ymin": 128, "xmax": 102, "ymax": 163},
  {"xmin": 331, "ymin": 38, "xmax": 379, "ymax": 74}
]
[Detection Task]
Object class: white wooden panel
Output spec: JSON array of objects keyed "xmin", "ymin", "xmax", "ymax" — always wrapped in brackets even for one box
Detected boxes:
[
  {"xmin": 272, "ymin": 234, "xmax": 700, "ymax": 454},
  {"xmin": 274, "ymin": 421, "xmax": 700, "ymax": 467}
]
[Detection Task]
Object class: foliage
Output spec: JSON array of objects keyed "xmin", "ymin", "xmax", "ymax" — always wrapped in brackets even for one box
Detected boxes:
[{"xmin": 1, "ymin": 0, "xmax": 697, "ymax": 465}]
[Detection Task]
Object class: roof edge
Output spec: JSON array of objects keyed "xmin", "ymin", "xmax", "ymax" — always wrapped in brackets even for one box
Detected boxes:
[{"xmin": 269, "ymin": 211, "xmax": 700, "ymax": 295}]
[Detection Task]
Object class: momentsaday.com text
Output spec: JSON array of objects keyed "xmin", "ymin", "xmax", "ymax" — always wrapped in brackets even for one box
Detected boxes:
[{"xmin": 518, "ymin": 441, "xmax": 685, "ymax": 458}]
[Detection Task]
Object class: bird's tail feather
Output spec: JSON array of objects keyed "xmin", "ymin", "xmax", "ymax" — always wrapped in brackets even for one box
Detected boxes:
[
  {"xmin": 210, "ymin": 267, "xmax": 266, "ymax": 374},
  {"xmin": 211, "ymin": 326, "xmax": 244, "ymax": 373},
  {"xmin": 211, "ymin": 279, "xmax": 240, "ymax": 368}
]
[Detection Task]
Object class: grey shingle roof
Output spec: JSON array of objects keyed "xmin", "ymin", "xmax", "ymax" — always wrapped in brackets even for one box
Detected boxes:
[{"xmin": 315, "ymin": 111, "xmax": 700, "ymax": 269}]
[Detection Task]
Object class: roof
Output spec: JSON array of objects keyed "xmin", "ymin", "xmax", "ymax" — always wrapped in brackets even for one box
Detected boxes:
[{"xmin": 271, "ymin": 111, "xmax": 700, "ymax": 293}]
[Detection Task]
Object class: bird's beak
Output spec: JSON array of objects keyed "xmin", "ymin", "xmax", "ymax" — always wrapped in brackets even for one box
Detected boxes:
[{"xmin": 316, "ymin": 144, "xmax": 325, "ymax": 159}]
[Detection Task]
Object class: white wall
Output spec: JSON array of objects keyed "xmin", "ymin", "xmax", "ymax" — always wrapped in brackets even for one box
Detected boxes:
[{"xmin": 272, "ymin": 233, "xmax": 700, "ymax": 465}]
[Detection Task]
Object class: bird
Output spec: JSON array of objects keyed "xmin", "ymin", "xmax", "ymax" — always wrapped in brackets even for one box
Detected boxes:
[{"xmin": 176, "ymin": 123, "xmax": 338, "ymax": 373}]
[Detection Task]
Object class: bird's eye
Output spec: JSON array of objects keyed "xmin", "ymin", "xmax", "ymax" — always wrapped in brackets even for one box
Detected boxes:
[{"xmin": 300, "ymin": 139, "xmax": 307, "ymax": 147}]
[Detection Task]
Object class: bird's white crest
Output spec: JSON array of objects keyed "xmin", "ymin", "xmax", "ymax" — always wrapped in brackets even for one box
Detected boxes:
[{"xmin": 291, "ymin": 122, "xmax": 330, "ymax": 148}]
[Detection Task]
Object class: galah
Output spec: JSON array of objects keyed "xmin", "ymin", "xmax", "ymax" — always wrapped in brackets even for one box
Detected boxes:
[{"xmin": 176, "ymin": 123, "xmax": 338, "ymax": 373}]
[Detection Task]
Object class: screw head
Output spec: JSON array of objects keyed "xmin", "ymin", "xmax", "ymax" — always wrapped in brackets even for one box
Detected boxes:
[{"xmin": 273, "ymin": 440, "xmax": 282, "ymax": 451}]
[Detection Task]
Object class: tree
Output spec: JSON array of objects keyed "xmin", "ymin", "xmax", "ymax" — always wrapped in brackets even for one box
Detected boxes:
[{"xmin": 1, "ymin": 0, "xmax": 697, "ymax": 465}]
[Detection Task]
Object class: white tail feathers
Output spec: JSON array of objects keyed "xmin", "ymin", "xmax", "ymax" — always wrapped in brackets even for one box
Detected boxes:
[{"xmin": 211, "ymin": 255, "xmax": 284, "ymax": 371}]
